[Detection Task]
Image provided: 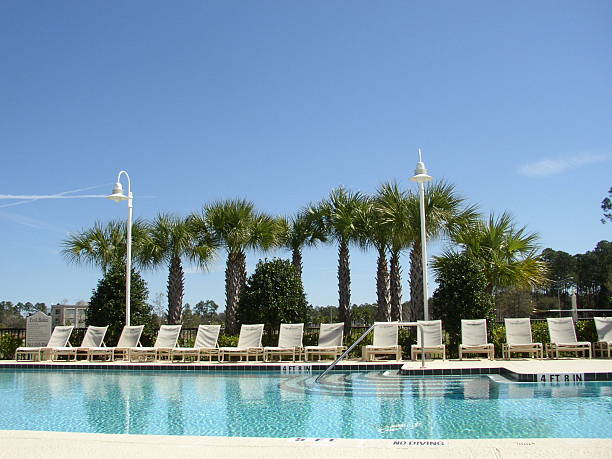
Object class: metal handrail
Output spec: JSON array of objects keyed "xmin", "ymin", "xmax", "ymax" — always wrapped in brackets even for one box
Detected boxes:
[{"xmin": 315, "ymin": 321, "xmax": 425, "ymax": 383}]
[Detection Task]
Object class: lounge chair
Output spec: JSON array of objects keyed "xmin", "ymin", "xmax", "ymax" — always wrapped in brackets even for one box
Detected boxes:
[
  {"xmin": 546, "ymin": 317, "xmax": 591, "ymax": 358},
  {"xmin": 51, "ymin": 325, "xmax": 108, "ymax": 361},
  {"xmin": 87, "ymin": 325, "xmax": 145, "ymax": 361},
  {"xmin": 264, "ymin": 323, "xmax": 304, "ymax": 362},
  {"xmin": 219, "ymin": 324, "xmax": 265, "ymax": 362},
  {"xmin": 15, "ymin": 326, "xmax": 74, "ymax": 361},
  {"xmin": 362, "ymin": 322, "xmax": 402, "ymax": 361},
  {"xmin": 411, "ymin": 320, "xmax": 446, "ymax": 360},
  {"xmin": 502, "ymin": 318, "xmax": 543, "ymax": 359},
  {"xmin": 594, "ymin": 317, "xmax": 612, "ymax": 358},
  {"xmin": 171, "ymin": 324, "xmax": 222, "ymax": 362},
  {"xmin": 459, "ymin": 319, "xmax": 494, "ymax": 360},
  {"xmin": 304, "ymin": 323, "xmax": 346, "ymax": 361},
  {"xmin": 129, "ymin": 325, "xmax": 182, "ymax": 362}
]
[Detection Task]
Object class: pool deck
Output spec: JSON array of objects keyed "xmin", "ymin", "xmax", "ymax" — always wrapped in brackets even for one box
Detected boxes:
[
  {"xmin": 1, "ymin": 430, "xmax": 610, "ymax": 459},
  {"xmin": 2, "ymin": 358, "xmax": 611, "ymax": 458}
]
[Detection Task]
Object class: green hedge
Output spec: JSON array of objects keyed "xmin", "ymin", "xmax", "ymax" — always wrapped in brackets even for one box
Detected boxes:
[{"xmin": 0, "ymin": 334, "xmax": 23, "ymax": 360}]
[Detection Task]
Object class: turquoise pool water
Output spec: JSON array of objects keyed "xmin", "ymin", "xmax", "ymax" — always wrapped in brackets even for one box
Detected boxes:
[{"xmin": 0, "ymin": 370, "xmax": 610, "ymax": 439}]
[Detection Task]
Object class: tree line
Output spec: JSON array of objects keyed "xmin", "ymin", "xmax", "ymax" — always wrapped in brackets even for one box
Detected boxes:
[
  {"xmin": 538, "ymin": 241, "xmax": 611, "ymax": 310},
  {"xmin": 60, "ymin": 180, "xmax": 554, "ymax": 334}
]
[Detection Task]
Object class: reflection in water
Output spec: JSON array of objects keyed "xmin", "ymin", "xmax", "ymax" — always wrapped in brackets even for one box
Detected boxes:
[
  {"xmin": 340, "ymin": 377, "xmax": 354, "ymax": 438},
  {"xmin": 83, "ymin": 373, "xmax": 154, "ymax": 434},
  {"xmin": 154, "ymin": 376, "xmax": 184, "ymax": 435},
  {"xmin": 225, "ymin": 373, "xmax": 315, "ymax": 437},
  {"xmin": 0, "ymin": 370, "xmax": 610, "ymax": 439},
  {"xmin": 377, "ymin": 375, "xmax": 405, "ymax": 438}
]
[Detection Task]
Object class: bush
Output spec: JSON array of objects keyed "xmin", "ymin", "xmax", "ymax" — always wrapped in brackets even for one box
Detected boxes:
[
  {"xmin": 237, "ymin": 258, "xmax": 309, "ymax": 346},
  {"xmin": 576, "ymin": 319, "xmax": 597, "ymax": 342},
  {"xmin": 344, "ymin": 330, "xmax": 372, "ymax": 359},
  {"xmin": 341, "ymin": 327, "xmax": 417, "ymax": 360},
  {"xmin": 0, "ymin": 334, "xmax": 23, "ymax": 360},
  {"xmin": 398, "ymin": 328, "xmax": 416, "ymax": 359},
  {"xmin": 431, "ymin": 252, "xmax": 495, "ymax": 358},
  {"xmin": 531, "ymin": 321, "xmax": 550, "ymax": 345},
  {"xmin": 490, "ymin": 323, "xmax": 506, "ymax": 358},
  {"xmin": 87, "ymin": 264, "xmax": 155, "ymax": 346},
  {"xmin": 218, "ymin": 334, "xmax": 239, "ymax": 347}
]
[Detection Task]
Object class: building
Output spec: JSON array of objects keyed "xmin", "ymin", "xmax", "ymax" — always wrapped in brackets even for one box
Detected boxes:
[{"xmin": 50, "ymin": 304, "xmax": 88, "ymax": 327}]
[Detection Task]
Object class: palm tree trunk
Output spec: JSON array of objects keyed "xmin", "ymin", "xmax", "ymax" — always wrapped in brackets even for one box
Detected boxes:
[
  {"xmin": 167, "ymin": 255, "xmax": 184, "ymax": 324},
  {"xmin": 338, "ymin": 240, "xmax": 351, "ymax": 333},
  {"xmin": 225, "ymin": 250, "xmax": 246, "ymax": 334},
  {"xmin": 409, "ymin": 242, "xmax": 423, "ymax": 321},
  {"xmin": 376, "ymin": 246, "xmax": 391, "ymax": 321},
  {"xmin": 390, "ymin": 249, "xmax": 402, "ymax": 321},
  {"xmin": 292, "ymin": 247, "xmax": 303, "ymax": 279}
]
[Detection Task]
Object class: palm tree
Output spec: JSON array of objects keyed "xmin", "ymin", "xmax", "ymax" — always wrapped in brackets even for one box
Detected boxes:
[
  {"xmin": 444, "ymin": 212, "xmax": 548, "ymax": 296},
  {"xmin": 356, "ymin": 196, "xmax": 393, "ymax": 321},
  {"xmin": 280, "ymin": 211, "xmax": 326, "ymax": 280},
  {"xmin": 61, "ymin": 219, "xmax": 148, "ymax": 274},
  {"xmin": 190, "ymin": 199, "xmax": 282, "ymax": 334},
  {"xmin": 375, "ymin": 183, "xmax": 415, "ymax": 321},
  {"xmin": 311, "ymin": 187, "xmax": 366, "ymax": 332},
  {"xmin": 406, "ymin": 181, "xmax": 479, "ymax": 321},
  {"xmin": 140, "ymin": 214, "xmax": 217, "ymax": 324}
]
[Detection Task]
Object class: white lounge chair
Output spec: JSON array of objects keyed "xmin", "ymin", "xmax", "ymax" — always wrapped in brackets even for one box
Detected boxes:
[
  {"xmin": 363, "ymin": 322, "xmax": 402, "ymax": 361},
  {"xmin": 304, "ymin": 323, "xmax": 346, "ymax": 361},
  {"xmin": 546, "ymin": 317, "xmax": 591, "ymax": 358},
  {"xmin": 459, "ymin": 319, "xmax": 494, "ymax": 360},
  {"xmin": 502, "ymin": 318, "xmax": 543, "ymax": 359},
  {"xmin": 15, "ymin": 326, "xmax": 74, "ymax": 361},
  {"xmin": 51, "ymin": 326, "xmax": 108, "ymax": 361},
  {"xmin": 411, "ymin": 320, "xmax": 446, "ymax": 360},
  {"xmin": 129, "ymin": 325, "xmax": 182, "ymax": 362},
  {"xmin": 220, "ymin": 324, "xmax": 265, "ymax": 362},
  {"xmin": 264, "ymin": 323, "xmax": 304, "ymax": 362},
  {"xmin": 171, "ymin": 324, "xmax": 222, "ymax": 362},
  {"xmin": 594, "ymin": 317, "xmax": 612, "ymax": 358},
  {"xmin": 87, "ymin": 325, "xmax": 145, "ymax": 361}
]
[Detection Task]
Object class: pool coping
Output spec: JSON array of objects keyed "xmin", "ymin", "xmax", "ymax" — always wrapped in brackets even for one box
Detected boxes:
[
  {"xmin": 1, "ymin": 359, "xmax": 611, "ymax": 381},
  {"xmin": 0, "ymin": 430, "xmax": 610, "ymax": 459}
]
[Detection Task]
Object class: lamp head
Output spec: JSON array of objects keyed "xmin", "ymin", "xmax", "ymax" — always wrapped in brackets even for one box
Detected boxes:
[
  {"xmin": 107, "ymin": 182, "xmax": 128, "ymax": 202},
  {"xmin": 410, "ymin": 161, "xmax": 432, "ymax": 183}
]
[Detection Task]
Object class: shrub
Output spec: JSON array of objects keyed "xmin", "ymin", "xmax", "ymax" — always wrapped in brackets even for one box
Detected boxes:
[
  {"xmin": 398, "ymin": 328, "xmax": 416, "ymax": 359},
  {"xmin": 218, "ymin": 334, "xmax": 239, "ymax": 347},
  {"xmin": 87, "ymin": 264, "xmax": 155, "ymax": 346},
  {"xmin": 531, "ymin": 321, "xmax": 550, "ymax": 345},
  {"xmin": 344, "ymin": 330, "xmax": 372, "ymax": 359},
  {"xmin": 0, "ymin": 334, "xmax": 23, "ymax": 360},
  {"xmin": 490, "ymin": 324, "xmax": 506, "ymax": 358},
  {"xmin": 237, "ymin": 258, "xmax": 309, "ymax": 346},
  {"xmin": 431, "ymin": 252, "xmax": 495, "ymax": 358},
  {"xmin": 341, "ymin": 327, "xmax": 417, "ymax": 360},
  {"xmin": 576, "ymin": 319, "xmax": 597, "ymax": 342}
]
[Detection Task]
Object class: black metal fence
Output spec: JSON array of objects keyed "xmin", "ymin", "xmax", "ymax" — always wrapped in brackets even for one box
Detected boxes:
[
  {"xmin": 0, "ymin": 325, "xmax": 372, "ymax": 344},
  {"xmin": 2, "ymin": 317, "xmax": 608, "ymax": 344}
]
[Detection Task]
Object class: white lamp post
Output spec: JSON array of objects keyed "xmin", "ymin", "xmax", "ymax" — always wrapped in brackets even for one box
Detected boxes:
[
  {"xmin": 410, "ymin": 149, "xmax": 433, "ymax": 320},
  {"xmin": 107, "ymin": 171, "xmax": 133, "ymax": 326}
]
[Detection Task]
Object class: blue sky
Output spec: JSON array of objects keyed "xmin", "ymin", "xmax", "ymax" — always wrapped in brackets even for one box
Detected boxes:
[{"xmin": 0, "ymin": 1, "xmax": 610, "ymax": 311}]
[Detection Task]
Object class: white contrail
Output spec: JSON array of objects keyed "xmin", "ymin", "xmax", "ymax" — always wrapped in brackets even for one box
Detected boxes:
[
  {"xmin": 0, "ymin": 183, "xmax": 111, "ymax": 208},
  {"xmin": 0, "ymin": 194, "xmax": 107, "ymax": 199}
]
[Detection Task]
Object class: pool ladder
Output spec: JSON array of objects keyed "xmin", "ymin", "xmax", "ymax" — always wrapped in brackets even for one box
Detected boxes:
[{"xmin": 315, "ymin": 321, "xmax": 426, "ymax": 383}]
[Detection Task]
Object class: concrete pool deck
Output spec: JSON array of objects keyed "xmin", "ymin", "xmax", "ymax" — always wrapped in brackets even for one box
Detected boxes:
[{"xmin": 1, "ymin": 430, "xmax": 611, "ymax": 459}]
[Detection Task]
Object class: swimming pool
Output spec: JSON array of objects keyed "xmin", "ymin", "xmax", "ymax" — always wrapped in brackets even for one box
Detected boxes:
[{"xmin": 0, "ymin": 370, "xmax": 610, "ymax": 439}]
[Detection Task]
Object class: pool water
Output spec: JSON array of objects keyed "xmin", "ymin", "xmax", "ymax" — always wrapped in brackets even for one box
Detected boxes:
[{"xmin": 0, "ymin": 370, "xmax": 610, "ymax": 439}]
